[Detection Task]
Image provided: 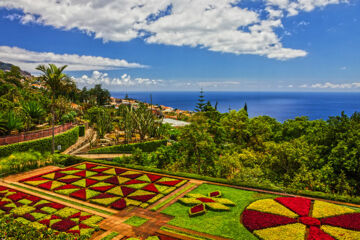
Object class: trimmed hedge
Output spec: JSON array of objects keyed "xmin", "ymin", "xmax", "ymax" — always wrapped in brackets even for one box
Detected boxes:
[
  {"xmin": 0, "ymin": 126, "xmax": 79, "ymax": 158},
  {"xmin": 88, "ymin": 139, "xmax": 167, "ymax": 154},
  {"xmin": 79, "ymin": 125, "xmax": 85, "ymax": 137}
]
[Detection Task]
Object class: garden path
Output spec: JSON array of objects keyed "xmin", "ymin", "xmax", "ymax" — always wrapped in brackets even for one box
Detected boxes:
[{"xmin": 75, "ymin": 153, "xmax": 131, "ymax": 159}]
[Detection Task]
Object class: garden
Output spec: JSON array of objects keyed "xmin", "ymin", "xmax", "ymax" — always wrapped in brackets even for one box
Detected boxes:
[
  {"xmin": 0, "ymin": 185, "xmax": 103, "ymax": 238},
  {"xmin": 0, "ymin": 157, "xmax": 359, "ymax": 240},
  {"xmin": 20, "ymin": 162, "xmax": 188, "ymax": 210}
]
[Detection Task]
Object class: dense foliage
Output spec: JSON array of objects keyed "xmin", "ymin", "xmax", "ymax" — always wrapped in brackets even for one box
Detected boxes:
[
  {"xmin": 0, "ymin": 64, "xmax": 111, "ymax": 137},
  {"xmin": 0, "ymin": 215, "xmax": 88, "ymax": 240},
  {"xmin": 120, "ymin": 106, "xmax": 360, "ymax": 197},
  {"xmin": 0, "ymin": 126, "xmax": 79, "ymax": 157},
  {"xmin": 88, "ymin": 139, "xmax": 168, "ymax": 154}
]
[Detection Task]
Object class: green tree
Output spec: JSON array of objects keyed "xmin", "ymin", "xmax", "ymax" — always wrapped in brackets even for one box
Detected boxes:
[
  {"xmin": 177, "ymin": 123, "xmax": 217, "ymax": 175},
  {"xmin": 36, "ymin": 64, "xmax": 68, "ymax": 154},
  {"xmin": 195, "ymin": 89, "xmax": 206, "ymax": 112}
]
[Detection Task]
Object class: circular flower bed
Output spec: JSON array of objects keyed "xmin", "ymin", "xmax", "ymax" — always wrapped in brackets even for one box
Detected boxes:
[{"xmin": 241, "ymin": 197, "xmax": 360, "ymax": 240}]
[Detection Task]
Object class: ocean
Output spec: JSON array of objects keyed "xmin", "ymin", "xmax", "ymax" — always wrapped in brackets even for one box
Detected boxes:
[{"xmin": 111, "ymin": 91, "xmax": 360, "ymax": 122}]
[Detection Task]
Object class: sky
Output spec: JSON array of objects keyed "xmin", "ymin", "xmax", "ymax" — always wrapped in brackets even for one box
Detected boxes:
[{"xmin": 0, "ymin": 0, "xmax": 359, "ymax": 92}]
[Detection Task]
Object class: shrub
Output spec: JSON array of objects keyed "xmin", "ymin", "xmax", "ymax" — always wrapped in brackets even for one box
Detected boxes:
[
  {"xmin": 88, "ymin": 139, "xmax": 167, "ymax": 154},
  {"xmin": 79, "ymin": 125, "xmax": 85, "ymax": 137},
  {"xmin": 0, "ymin": 126, "xmax": 79, "ymax": 158},
  {"xmin": 0, "ymin": 215, "xmax": 89, "ymax": 240}
]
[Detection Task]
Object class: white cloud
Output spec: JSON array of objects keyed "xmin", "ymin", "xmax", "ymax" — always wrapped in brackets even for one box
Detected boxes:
[
  {"xmin": 0, "ymin": 46, "xmax": 146, "ymax": 72},
  {"xmin": 301, "ymin": 82, "xmax": 360, "ymax": 89},
  {"xmin": 265, "ymin": 0, "xmax": 347, "ymax": 17},
  {"xmin": 73, "ymin": 71, "xmax": 162, "ymax": 87},
  {"xmin": 0, "ymin": 0, "xmax": 345, "ymax": 60},
  {"xmin": 340, "ymin": 66, "xmax": 347, "ymax": 70}
]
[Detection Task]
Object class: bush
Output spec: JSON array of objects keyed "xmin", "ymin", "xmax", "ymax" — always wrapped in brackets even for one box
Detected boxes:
[
  {"xmin": 0, "ymin": 126, "xmax": 79, "ymax": 158},
  {"xmin": 88, "ymin": 139, "xmax": 167, "ymax": 154},
  {"xmin": 0, "ymin": 215, "xmax": 90, "ymax": 240},
  {"xmin": 79, "ymin": 125, "xmax": 85, "ymax": 137}
]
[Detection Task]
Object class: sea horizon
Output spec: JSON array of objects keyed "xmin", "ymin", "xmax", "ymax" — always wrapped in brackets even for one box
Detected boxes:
[{"xmin": 111, "ymin": 91, "xmax": 360, "ymax": 122}]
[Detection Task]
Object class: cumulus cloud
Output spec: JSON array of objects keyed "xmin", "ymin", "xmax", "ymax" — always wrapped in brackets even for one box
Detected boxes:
[
  {"xmin": 301, "ymin": 82, "xmax": 360, "ymax": 89},
  {"xmin": 0, "ymin": 46, "xmax": 146, "ymax": 72},
  {"xmin": 74, "ymin": 71, "xmax": 162, "ymax": 87},
  {"xmin": 265, "ymin": 0, "xmax": 347, "ymax": 17},
  {"xmin": 0, "ymin": 0, "xmax": 345, "ymax": 60}
]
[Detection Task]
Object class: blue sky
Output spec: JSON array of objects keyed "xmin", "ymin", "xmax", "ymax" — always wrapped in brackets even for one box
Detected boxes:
[{"xmin": 0, "ymin": 0, "xmax": 359, "ymax": 91}]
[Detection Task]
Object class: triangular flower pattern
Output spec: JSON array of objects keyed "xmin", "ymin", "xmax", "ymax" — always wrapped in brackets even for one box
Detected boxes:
[
  {"xmin": 19, "ymin": 162, "xmax": 187, "ymax": 210},
  {"xmin": 242, "ymin": 197, "xmax": 360, "ymax": 240},
  {"xmin": 178, "ymin": 191, "xmax": 235, "ymax": 215},
  {"xmin": 0, "ymin": 185, "xmax": 103, "ymax": 237}
]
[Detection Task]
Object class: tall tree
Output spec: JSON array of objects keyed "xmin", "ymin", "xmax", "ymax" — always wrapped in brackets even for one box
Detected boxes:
[
  {"xmin": 36, "ymin": 64, "xmax": 68, "ymax": 154},
  {"xmin": 195, "ymin": 89, "xmax": 206, "ymax": 112}
]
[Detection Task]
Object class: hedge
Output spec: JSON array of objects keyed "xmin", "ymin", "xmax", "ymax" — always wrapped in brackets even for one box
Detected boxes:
[
  {"xmin": 88, "ymin": 139, "xmax": 167, "ymax": 154},
  {"xmin": 0, "ymin": 126, "xmax": 79, "ymax": 158},
  {"xmin": 79, "ymin": 125, "xmax": 85, "ymax": 137}
]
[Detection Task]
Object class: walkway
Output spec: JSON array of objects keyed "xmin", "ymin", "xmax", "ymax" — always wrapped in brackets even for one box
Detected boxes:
[{"xmin": 75, "ymin": 153, "xmax": 131, "ymax": 159}]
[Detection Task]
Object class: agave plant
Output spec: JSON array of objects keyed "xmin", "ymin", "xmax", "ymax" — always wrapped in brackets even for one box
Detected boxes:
[
  {"xmin": 5, "ymin": 111, "xmax": 23, "ymax": 134},
  {"xmin": 22, "ymin": 101, "xmax": 45, "ymax": 124},
  {"xmin": 0, "ymin": 113, "xmax": 7, "ymax": 135}
]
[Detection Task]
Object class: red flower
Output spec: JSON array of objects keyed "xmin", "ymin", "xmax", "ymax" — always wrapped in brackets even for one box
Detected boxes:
[
  {"xmin": 275, "ymin": 197, "xmax": 311, "ymax": 216},
  {"xmin": 299, "ymin": 217, "xmax": 321, "ymax": 227},
  {"xmin": 196, "ymin": 197, "xmax": 215, "ymax": 203},
  {"xmin": 308, "ymin": 226, "xmax": 335, "ymax": 240},
  {"xmin": 209, "ymin": 191, "xmax": 221, "ymax": 197},
  {"xmin": 128, "ymin": 194, "xmax": 156, "ymax": 202},
  {"xmin": 321, "ymin": 213, "xmax": 360, "ymax": 231},
  {"xmin": 242, "ymin": 209, "xmax": 297, "ymax": 231},
  {"xmin": 51, "ymin": 220, "xmax": 77, "ymax": 231},
  {"xmin": 156, "ymin": 180, "xmax": 182, "ymax": 186},
  {"xmin": 111, "ymin": 199, "xmax": 126, "ymax": 210}
]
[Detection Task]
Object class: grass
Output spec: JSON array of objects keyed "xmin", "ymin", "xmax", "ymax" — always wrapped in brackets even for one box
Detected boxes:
[
  {"xmin": 160, "ymin": 226, "xmax": 212, "ymax": 240},
  {"xmin": 151, "ymin": 183, "xmax": 196, "ymax": 211},
  {"xmin": 161, "ymin": 183, "xmax": 278, "ymax": 240},
  {"xmin": 124, "ymin": 216, "xmax": 149, "ymax": 227},
  {"xmin": 101, "ymin": 232, "xmax": 119, "ymax": 240},
  {"xmin": 10, "ymin": 183, "xmax": 114, "ymax": 216}
]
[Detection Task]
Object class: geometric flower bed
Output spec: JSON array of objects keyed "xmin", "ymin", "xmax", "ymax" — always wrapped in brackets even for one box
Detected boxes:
[
  {"xmin": 20, "ymin": 162, "xmax": 187, "ymax": 211},
  {"xmin": 242, "ymin": 197, "xmax": 360, "ymax": 240},
  {"xmin": 178, "ymin": 191, "xmax": 235, "ymax": 216},
  {"xmin": 0, "ymin": 185, "xmax": 103, "ymax": 237}
]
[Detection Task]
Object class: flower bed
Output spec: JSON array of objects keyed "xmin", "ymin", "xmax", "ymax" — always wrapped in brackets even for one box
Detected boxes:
[
  {"xmin": 20, "ymin": 162, "xmax": 188, "ymax": 210},
  {"xmin": 242, "ymin": 196, "xmax": 360, "ymax": 240},
  {"xmin": 178, "ymin": 191, "xmax": 235, "ymax": 215},
  {"xmin": 0, "ymin": 185, "xmax": 103, "ymax": 237}
]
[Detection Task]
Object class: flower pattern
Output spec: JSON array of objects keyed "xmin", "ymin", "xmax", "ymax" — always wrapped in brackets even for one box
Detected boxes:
[{"xmin": 242, "ymin": 197, "xmax": 360, "ymax": 240}]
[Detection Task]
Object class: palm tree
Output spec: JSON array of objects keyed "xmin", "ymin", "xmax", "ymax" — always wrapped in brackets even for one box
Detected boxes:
[{"xmin": 36, "ymin": 64, "xmax": 68, "ymax": 154}]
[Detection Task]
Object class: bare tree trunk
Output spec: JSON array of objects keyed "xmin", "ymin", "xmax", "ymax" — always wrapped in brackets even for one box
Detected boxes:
[{"xmin": 51, "ymin": 96, "xmax": 55, "ymax": 154}]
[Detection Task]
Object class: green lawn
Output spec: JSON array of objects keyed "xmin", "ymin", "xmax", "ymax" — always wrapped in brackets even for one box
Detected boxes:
[
  {"xmin": 124, "ymin": 216, "xmax": 149, "ymax": 227},
  {"xmin": 161, "ymin": 183, "xmax": 278, "ymax": 240}
]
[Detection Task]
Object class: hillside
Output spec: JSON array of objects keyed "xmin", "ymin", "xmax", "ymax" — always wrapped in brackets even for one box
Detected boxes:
[{"xmin": 0, "ymin": 61, "xmax": 31, "ymax": 77}]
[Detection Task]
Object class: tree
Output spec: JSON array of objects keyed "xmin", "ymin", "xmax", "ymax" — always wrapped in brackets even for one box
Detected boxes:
[
  {"xmin": 244, "ymin": 102, "xmax": 248, "ymax": 112},
  {"xmin": 89, "ymin": 84, "xmax": 110, "ymax": 106},
  {"xmin": 178, "ymin": 123, "xmax": 217, "ymax": 175},
  {"xmin": 195, "ymin": 89, "xmax": 206, "ymax": 112},
  {"xmin": 36, "ymin": 64, "xmax": 68, "ymax": 154}
]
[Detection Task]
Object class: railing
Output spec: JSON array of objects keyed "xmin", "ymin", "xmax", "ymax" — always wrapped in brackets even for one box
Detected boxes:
[{"xmin": 0, "ymin": 122, "xmax": 74, "ymax": 146}]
